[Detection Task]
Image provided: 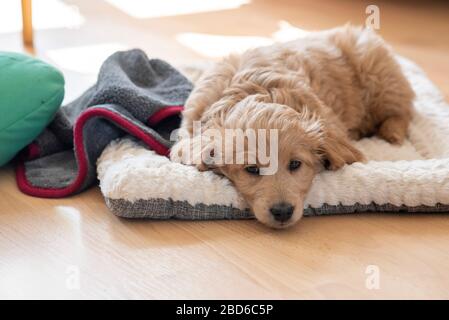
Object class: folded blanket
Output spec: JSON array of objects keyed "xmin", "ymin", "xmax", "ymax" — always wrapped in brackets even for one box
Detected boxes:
[{"xmin": 16, "ymin": 49, "xmax": 193, "ymax": 197}]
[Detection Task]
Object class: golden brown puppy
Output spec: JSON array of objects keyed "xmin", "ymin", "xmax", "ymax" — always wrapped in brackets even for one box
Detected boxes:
[{"xmin": 171, "ymin": 25, "xmax": 414, "ymax": 228}]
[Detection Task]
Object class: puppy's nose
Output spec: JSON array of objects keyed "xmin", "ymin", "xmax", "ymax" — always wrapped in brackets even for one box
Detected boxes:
[{"xmin": 270, "ymin": 202, "xmax": 294, "ymax": 222}]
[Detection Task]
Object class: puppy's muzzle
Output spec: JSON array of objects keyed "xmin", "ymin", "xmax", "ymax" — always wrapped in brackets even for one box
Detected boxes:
[{"xmin": 270, "ymin": 202, "xmax": 294, "ymax": 222}]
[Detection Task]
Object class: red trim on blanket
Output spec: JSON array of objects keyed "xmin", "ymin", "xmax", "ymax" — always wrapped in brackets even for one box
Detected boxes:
[
  {"xmin": 26, "ymin": 143, "xmax": 40, "ymax": 160},
  {"xmin": 16, "ymin": 105, "xmax": 183, "ymax": 198},
  {"xmin": 147, "ymin": 105, "xmax": 183, "ymax": 126}
]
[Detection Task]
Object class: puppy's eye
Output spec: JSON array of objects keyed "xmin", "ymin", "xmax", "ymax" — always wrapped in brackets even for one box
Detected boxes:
[
  {"xmin": 323, "ymin": 158, "xmax": 331, "ymax": 170},
  {"xmin": 245, "ymin": 166, "xmax": 260, "ymax": 175},
  {"xmin": 289, "ymin": 160, "xmax": 302, "ymax": 171}
]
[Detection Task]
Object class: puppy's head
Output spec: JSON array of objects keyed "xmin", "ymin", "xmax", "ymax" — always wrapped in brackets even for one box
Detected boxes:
[{"xmin": 172, "ymin": 97, "xmax": 363, "ymax": 228}]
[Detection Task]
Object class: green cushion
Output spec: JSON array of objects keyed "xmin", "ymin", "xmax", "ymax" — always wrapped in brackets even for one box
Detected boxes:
[{"xmin": 0, "ymin": 52, "xmax": 64, "ymax": 166}]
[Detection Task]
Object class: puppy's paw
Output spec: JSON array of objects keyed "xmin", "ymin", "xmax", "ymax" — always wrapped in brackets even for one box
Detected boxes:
[
  {"xmin": 378, "ymin": 128, "xmax": 406, "ymax": 145},
  {"xmin": 377, "ymin": 116, "xmax": 408, "ymax": 145},
  {"xmin": 170, "ymin": 136, "xmax": 217, "ymax": 172},
  {"xmin": 169, "ymin": 141, "xmax": 185, "ymax": 164}
]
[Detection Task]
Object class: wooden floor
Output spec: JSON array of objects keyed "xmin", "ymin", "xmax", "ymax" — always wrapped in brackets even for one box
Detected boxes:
[{"xmin": 1, "ymin": 0, "xmax": 449, "ymax": 299}]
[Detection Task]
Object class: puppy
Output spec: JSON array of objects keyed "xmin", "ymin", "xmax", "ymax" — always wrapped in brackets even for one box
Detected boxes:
[{"xmin": 171, "ymin": 25, "xmax": 414, "ymax": 228}]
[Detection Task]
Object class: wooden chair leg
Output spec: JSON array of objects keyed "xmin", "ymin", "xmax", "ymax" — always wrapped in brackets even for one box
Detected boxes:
[{"xmin": 21, "ymin": 0, "xmax": 34, "ymax": 50}]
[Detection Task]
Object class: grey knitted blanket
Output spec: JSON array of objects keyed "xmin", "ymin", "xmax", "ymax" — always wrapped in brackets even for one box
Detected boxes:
[{"xmin": 16, "ymin": 49, "xmax": 193, "ymax": 197}]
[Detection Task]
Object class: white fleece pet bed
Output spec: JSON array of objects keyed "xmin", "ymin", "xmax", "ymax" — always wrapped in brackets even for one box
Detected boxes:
[{"xmin": 97, "ymin": 57, "xmax": 449, "ymax": 219}]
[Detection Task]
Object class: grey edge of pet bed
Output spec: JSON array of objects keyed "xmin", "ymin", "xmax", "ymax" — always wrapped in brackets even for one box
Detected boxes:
[{"xmin": 97, "ymin": 56, "xmax": 449, "ymax": 219}]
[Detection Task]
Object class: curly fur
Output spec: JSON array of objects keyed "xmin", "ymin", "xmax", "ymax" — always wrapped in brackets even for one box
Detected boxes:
[{"xmin": 171, "ymin": 25, "xmax": 415, "ymax": 228}]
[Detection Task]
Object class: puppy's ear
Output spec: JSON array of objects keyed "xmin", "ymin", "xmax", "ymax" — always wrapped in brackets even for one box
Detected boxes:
[{"xmin": 319, "ymin": 130, "xmax": 365, "ymax": 171}]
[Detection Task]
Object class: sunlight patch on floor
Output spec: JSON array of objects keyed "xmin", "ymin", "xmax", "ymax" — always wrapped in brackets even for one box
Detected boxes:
[
  {"xmin": 46, "ymin": 43, "xmax": 128, "ymax": 74},
  {"xmin": 176, "ymin": 33, "xmax": 273, "ymax": 58},
  {"xmin": 54, "ymin": 206, "xmax": 84, "ymax": 246},
  {"xmin": 55, "ymin": 206, "xmax": 81, "ymax": 224},
  {"xmin": 0, "ymin": 0, "xmax": 84, "ymax": 34},
  {"xmin": 105, "ymin": 0, "xmax": 250, "ymax": 19},
  {"xmin": 272, "ymin": 21, "xmax": 312, "ymax": 42},
  {"xmin": 176, "ymin": 21, "xmax": 311, "ymax": 58}
]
